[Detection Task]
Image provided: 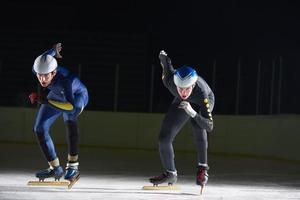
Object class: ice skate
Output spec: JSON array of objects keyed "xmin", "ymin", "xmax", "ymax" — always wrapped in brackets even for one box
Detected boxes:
[
  {"xmin": 143, "ymin": 171, "xmax": 180, "ymax": 190},
  {"xmin": 196, "ymin": 165, "xmax": 209, "ymax": 194},
  {"xmin": 150, "ymin": 171, "xmax": 177, "ymax": 186},
  {"xmin": 35, "ymin": 166, "xmax": 64, "ymax": 181},
  {"xmin": 27, "ymin": 166, "xmax": 69, "ymax": 186},
  {"xmin": 64, "ymin": 162, "xmax": 80, "ymax": 189}
]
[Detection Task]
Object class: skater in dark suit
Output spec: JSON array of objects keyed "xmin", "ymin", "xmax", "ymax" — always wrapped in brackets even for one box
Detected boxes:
[{"xmin": 149, "ymin": 50, "xmax": 215, "ymax": 188}]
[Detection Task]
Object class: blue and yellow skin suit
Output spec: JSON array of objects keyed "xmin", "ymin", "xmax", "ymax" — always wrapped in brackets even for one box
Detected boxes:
[{"xmin": 32, "ymin": 48, "xmax": 89, "ymax": 163}]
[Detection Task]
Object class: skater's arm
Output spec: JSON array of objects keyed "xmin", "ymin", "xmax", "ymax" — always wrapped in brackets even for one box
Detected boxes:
[
  {"xmin": 193, "ymin": 97, "xmax": 214, "ymax": 132},
  {"xmin": 42, "ymin": 77, "xmax": 75, "ymax": 111},
  {"xmin": 53, "ymin": 78, "xmax": 76, "ymax": 111},
  {"xmin": 28, "ymin": 92, "xmax": 74, "ymax": 111},
  {"xmin": 193, "ymin": 112, "xmax": 214, "ymax": 132},
  {"xmin": 159, "ymin": 50, "xmax": 176, "ymax": 87},
  {"xmin": 29, "ymin": 78, "xmax": 75, "ymax": 111},
  {"xmin": 178, "ymin": 100, "xmax": 214, "ymax": 132},
  {"xmin": 43, "ymin": 48, "xmax": 56, "ymax": 57},
  {"xmin": 47, "ymin": 88, "xmax": 75, "ymax": 111},
  {"xmin": 43, "ymin": 43, "xmax": 63, "ymax": 58},
  {"xmin": 48, "ymin": 100, "xmax": 74, "ymax": 111}
]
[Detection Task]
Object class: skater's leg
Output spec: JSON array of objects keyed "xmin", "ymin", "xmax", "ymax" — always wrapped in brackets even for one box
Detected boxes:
[
  {"xmin": 64, "ymin": 120, "xmax": 79, "ymax": 158},
  {"xmin": 34, "ymin": 104, "xmax": 62, "ymax": 164},
  {"xmin": 150, "ymin": 100, "xmax": 190, "ymax": 185},
  {"xmin": 34, "ymin": 105, "xmax": 63, "ymax": 180},
  {"xmin": 191, "ymin": 120, "xmax": 209, "ymax": 185},
  {"xmin": 190, "ymin": 122, "xmax": 208, "ymax": 165},
  {"xmin": 63, "ymin": 94, "xmax": 86, "ymax": 158},
  {"xmin": 158, "ymin": 100, "xmax": 190, "ymax": 172},
  {"xmin": 62, "ymin": 96, "xmax": 86, "ymax": 181},
  {"xmin": 62, "ymin": 119, "xmax": 80, "ymax": 180}
]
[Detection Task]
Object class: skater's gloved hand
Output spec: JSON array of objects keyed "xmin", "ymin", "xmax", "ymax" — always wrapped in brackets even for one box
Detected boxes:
[
  {"xmin": 53, "ymin": 43, "xmax": 62, "ymax": 59},
  {"xmin": 159, "ymin": 50, "xmax": 167, "ymax": 59},
  {"xmin": 178, "ymin": 101, "xmax": 197, "ymax": 118},
  {"xmin": 29, "ymin": 92, "xmax": 48, "ymax": 104},
  {"xmin": 159, "ymin": 50, "xmax": 169, "ymax": 68}
]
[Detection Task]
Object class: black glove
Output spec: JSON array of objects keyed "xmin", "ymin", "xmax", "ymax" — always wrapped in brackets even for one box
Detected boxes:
[{"xmin": 159, "ymin": 50, "xmax": 168, "ymax": 60}]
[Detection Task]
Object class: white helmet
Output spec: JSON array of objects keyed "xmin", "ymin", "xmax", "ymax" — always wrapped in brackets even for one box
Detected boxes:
[
  {"xmin": 174, "ymin": 66, "xmax": 198, "ymax": 88},
  {"xmin": 33, "ymin": 54, "xmax": 57, "ymax": 74}
]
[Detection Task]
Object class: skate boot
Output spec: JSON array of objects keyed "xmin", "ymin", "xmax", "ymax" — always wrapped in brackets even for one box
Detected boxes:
[
  {"xmin": 196, "ymin": 165, "xmax": 209, "ymax": 186},
  {"xmin": 35, "ymin": 166, "xmax": 64, "ymax": 181},
  {"xmin": 64, "ymin": 161, "xmax": 80, "ymax": 180},
  {"xmin": 149, "ymin": 171, "xmax": 177, "ymax": 186},
  {"xmin": 64, "ymin": 161, "xmax": 80, "ymax": 189}
]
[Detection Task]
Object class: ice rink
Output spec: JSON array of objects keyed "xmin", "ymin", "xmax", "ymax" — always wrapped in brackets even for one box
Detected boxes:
[{"xmin": 0, "ymin": 143, "xmax": 299, "ymax": 200}]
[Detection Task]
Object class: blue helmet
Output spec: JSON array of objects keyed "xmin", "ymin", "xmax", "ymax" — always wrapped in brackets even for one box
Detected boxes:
[{"xmin": 173, "ymin": 66, "xmax": 198, "ymax": 88}]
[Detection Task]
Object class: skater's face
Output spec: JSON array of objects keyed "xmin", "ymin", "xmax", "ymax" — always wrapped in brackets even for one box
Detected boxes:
[
  {"xmin": 36, "ymin": 70, "xmax": 57, "ymax": 87},
  {"xmin": 176, "ymin": 84, "xmax": 194, "ymax": 100}
]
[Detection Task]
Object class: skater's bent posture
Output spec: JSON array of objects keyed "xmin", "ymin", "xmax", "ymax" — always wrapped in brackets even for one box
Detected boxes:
[
  {"xmin": 149, "ymin": 50, "xmax": 215, "ymax": 187},
  {"xmin": 29, "ymin": 43, "xmax": 89, "ymax": 182}
]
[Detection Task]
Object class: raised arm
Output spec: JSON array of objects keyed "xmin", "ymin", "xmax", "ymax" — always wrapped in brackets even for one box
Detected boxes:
[
  {"xmin": 43, "ymin": 43, "xmax": 63, "ymax": 58},
  {"xmin": 158, "ymin": 50, "xmax": 176, "ymax": 87}
]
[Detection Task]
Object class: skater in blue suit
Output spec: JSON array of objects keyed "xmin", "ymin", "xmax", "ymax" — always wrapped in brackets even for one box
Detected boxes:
[{"xmin": 29, "ymin": 43, "xmax": 89, "ymax": 184}]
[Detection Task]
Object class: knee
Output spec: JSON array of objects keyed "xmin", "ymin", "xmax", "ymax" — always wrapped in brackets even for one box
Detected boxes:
[
  {"xmin": 33, "ymin": 125, "xmax": 42, "ymax": 134},
  {"xmin": 196, "ymin": 135, "xmax": 207, "ymax": 145},
  {"xmin": 196, "ymin": 136, "xmax": 208, "ymax": 148},
  {"xmin": 63, "ymin": 107, "xmax": 82, "ymax": 121},
  {"xmin": 33, "ymin": 122, "xmax": 48, "ymax": 135},
  {"xmin": 33, "ymin": 130, "xmax": 50, "ymax": 143},
  {"xmin": 158, "ymin": 133, "xmax": 173, "ymax": 146},
  {"xmin": 160, "ymin": 124, "xmax": 177, "ymax": 143}
]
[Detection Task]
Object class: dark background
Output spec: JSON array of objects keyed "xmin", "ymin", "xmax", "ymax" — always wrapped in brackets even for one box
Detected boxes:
[{"xmin": 0, "ymin": 1, "xmax": 299, "ymax": 114}]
